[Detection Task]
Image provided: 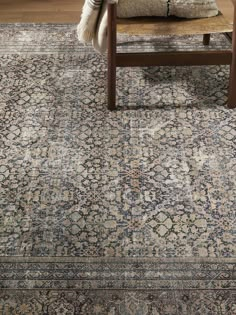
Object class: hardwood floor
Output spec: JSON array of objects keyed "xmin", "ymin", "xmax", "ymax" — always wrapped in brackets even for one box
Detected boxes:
[
  {"xmin": 0, "ymin": 0, "xmax": 234, "ymax": 23},
  {"xmin": 0, "ymin": 0, "xmax": 82, "ymax": 23}
]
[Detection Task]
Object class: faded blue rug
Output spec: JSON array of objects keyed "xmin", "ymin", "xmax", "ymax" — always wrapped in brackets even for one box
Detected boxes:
[{"xmin": 0, "ymin": 24, "xmax": 235, "ymax": 314}]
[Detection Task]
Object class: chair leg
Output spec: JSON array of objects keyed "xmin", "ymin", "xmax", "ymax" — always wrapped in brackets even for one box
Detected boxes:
[
  {"xmin": 108, "ymin": 56, "xmax": 116, "ymax": 111},
  {"xmin": 107, "ymin": 1, "xmax": 117, "ymax": 111},
  {"xmin": 228, "ymin": 9, "xmax": 236, "ymax": 108},
  {"xmin": 228, "ymin": 60, "xmax": 236, "ymax": 109},
  {"xmin": 203, "ymin": 34, "xmax": 211, "ymax": 46}
]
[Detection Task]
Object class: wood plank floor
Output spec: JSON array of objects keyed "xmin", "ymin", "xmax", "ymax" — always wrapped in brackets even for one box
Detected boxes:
[
  {"xmin": 0, "ymin": 0, "xmax": 82, "ymax": 23},
  {"xmin": 0, "ymin": 0, "xmax": 234, "ymax": 23}
]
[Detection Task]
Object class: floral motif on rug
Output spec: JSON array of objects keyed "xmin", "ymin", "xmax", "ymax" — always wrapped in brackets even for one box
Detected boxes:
[{"xmin": 0, "ymin": 24, "xmax": 235, "ymax": 314}]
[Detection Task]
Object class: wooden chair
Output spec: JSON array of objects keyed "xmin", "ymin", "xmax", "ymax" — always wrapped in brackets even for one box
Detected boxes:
[{"xmin": 107, "ymin": 0, "xmax": 236, "ymax": 110}]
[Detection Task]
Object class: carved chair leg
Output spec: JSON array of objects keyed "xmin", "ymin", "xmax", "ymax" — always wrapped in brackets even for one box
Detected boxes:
[
  {"xmin": 203, "ymin": 34, "xmax": 211, "ymax": 46},
  {"xmin": 107, "ymin": 1, "xmax": 117, "ymax": 111}
]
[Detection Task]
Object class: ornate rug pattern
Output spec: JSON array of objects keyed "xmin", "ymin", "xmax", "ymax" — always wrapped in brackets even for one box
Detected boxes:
[{"xmin": 0, "ymin": 24, "xmax": 235, "ymax": 314}]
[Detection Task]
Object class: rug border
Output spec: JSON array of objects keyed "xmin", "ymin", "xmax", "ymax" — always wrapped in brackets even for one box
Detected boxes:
[{"xmin": 0, "ymin": 256, "xmax": 235, "ymax": 263}]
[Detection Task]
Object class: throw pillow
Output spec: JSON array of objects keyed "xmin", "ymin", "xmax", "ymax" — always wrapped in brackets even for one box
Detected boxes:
[{"xmin": 117, "ymin": 0, "xmax": 219, "ymax": 19}]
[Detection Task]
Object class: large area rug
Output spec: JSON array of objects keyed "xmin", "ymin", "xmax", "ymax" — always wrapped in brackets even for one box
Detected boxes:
[{"xmin": 0, "ymin": 24, "xmax": 235, "ymax": 314}]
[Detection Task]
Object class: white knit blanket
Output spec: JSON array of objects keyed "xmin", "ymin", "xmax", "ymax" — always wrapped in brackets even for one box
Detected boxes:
[
  {"xmin": 77, "ymin": 0, "xmax": 218, "ymax": 54},
  {"xmin": 77, "ymin": 0, "xmax": 108, "ymax": 54}
]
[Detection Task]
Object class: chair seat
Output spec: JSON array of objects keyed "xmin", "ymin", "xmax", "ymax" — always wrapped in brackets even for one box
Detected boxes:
[{"xmin": 117, "ymin": 12, "xmax": 233, "ymax": 36}]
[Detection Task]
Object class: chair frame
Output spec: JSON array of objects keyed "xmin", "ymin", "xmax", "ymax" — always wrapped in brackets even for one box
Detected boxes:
[{"xmin": 107, "ymin": 0, "xmax": 236, "ymax": 110}]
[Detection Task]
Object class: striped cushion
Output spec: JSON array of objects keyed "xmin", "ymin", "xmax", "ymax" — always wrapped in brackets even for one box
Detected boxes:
[{"xmin": 117, "ymin": 0, "xmax": 219, "ymax": 18}]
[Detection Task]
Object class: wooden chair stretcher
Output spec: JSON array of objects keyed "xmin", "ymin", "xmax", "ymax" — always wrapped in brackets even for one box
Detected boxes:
[{"xmin": 107, "ymin": 0, "xmax": 236, "ymax": 110}]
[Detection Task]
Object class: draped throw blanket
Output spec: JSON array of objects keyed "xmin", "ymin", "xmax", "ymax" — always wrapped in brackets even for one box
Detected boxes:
[
  {"xmin": 77, "ymin": 0, "xmax": 108, "ymax": 53},
  {"xmin": 77, "ymin": 0, "xmax": 219, "ymax": 54}
]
